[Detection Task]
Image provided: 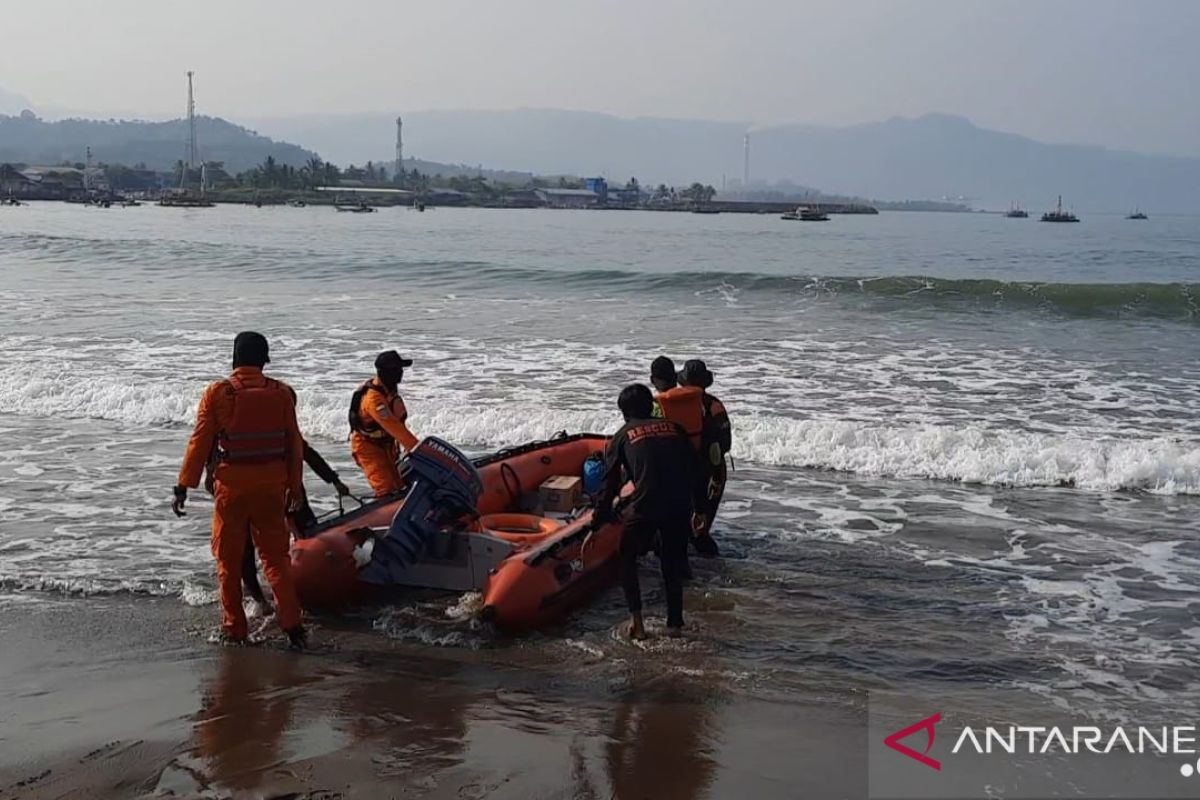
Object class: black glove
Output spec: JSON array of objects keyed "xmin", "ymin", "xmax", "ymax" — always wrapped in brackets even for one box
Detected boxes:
[{"xmin": 171, "ymin": 486, "xmax": 187, "ymax": 518}]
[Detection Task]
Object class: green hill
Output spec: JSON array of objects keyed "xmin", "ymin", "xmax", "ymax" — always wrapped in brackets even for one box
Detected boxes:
[{"xmin": 0, "ymin": 113, "xmax": 316, "ymax": 173}]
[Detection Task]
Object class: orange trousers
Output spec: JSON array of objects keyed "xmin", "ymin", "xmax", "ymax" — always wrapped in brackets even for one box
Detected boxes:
[
  {"xmin": 351, "ymin": 438, "xmax": 405, "ymax": 497},
  {"xmin": 212, "ymin": 482, "xmax": 301, "ymax": 639}
]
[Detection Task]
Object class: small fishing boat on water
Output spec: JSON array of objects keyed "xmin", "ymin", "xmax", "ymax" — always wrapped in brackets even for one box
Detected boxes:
[
  {"xmin": 1005, "ymin": 203, "xmax": 1029, "ymax": 218},
  {"xmin": 1127, "ymin": 207, "xmax": 1148, "ymax": 220},
  {"xmin": 1041, "ymin": 195, "xmax": 1079, "ymax": 223},
  {"xmin": 290, "ymin": 434, "xmax": 727, "ymax": 631},
  {"xmin": 335, "ymin": 200, "xmax": 376, "ymax": 213},
  {"xmin": 781, "ymin": 206, "xmax": 829, "ymax": 221},
  {"xmin": 160, "ymin": 192, "xmax": 214, "ymax": 208},
  {"xmin": 287, "ymin": 198, "xmax": 308, "ymax": 208}
]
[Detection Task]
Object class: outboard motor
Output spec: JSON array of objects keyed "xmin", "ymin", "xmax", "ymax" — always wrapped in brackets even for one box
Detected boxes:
[{"xmin": 358, "ymin": 437, "xmax": 483, "ymax": 585}]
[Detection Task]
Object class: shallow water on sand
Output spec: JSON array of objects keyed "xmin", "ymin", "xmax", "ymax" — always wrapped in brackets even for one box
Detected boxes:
[
  {"xmin": 1, "ymin": 597, "xmax": 845, "ymax": 799},
  {"xmin": 2, "ymin": 203, "xmax": 1200, "ymax": 739}
]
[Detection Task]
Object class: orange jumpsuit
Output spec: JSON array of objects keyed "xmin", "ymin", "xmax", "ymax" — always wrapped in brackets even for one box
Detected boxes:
[
  {"xmin": 349, "ymin": 378, "xmax": 420, "ymax": 496},
  {"xmin": 178, "ymin": 366, "xmax": 304, "ymax": 640}
]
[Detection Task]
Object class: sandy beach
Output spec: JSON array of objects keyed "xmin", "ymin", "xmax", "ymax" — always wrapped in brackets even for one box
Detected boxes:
[{"xmin": 0, "ymin": 594, "xmax": 863, "ymax": 799}]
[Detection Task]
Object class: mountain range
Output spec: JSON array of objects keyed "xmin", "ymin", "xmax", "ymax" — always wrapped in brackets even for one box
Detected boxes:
[
  {"xmin": 3, "ymin": 83, "xmax": 1199, "ymax": 211},
  {"xmin": 245, "ymin": 109, "xmax": 1200, "ymax": 212}
]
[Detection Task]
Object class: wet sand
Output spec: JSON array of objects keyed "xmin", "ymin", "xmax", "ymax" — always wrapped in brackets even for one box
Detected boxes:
[{"xmin": 0, "ymin": 595, "xmax": 865, "ymax": 799}]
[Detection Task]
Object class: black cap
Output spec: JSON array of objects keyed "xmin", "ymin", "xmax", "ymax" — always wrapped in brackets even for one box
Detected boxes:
[
  {"xmin": 650, "ymin": 356, "xmax": 676, "ymax": 381},
  {"xmin": 232, "ymin": 331, "xmax": 270, "ymax": 368},
  {"xmin": 679, "ymin": 359, "xmax": 714, "ymax": 389},
  {"xmin": 375, "ymin": 350, "xmax": 413, "ymax": 371}
]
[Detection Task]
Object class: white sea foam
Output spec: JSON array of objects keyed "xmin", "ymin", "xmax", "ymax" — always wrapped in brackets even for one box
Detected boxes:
[
  {"xmin": 3, "ymin": 356, "xmax": 1199, "ymax": 494},
  {"xmin": 445, "ymin": 591, "xmax": 484, "ymax": 620},
  {"xmin": 738, "ymin": 416, "xmax": 1200, "ymax": 494}
]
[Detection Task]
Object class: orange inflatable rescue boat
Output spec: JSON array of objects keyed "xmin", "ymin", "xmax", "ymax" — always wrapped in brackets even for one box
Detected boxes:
[{"xmin": 290, "ymin": 434, "xmax": 627, "ymax": 631}]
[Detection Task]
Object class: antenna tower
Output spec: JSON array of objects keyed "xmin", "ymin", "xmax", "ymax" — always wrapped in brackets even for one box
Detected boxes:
[
  {"xmin": 395, "ymin": 116, "xmax": 404, "ymax": 179},
  {"xmin": 187, "ymin": 71, "xmax": 197, "ymax": 169}
]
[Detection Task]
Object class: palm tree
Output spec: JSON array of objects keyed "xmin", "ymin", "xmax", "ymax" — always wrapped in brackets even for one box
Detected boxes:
[
  {"xmin": 306, "ymin": 156, "xmax": 323, "ymax": 178},
  {"xmin": 323, "ymin": 161, "xmax": 340, "ymax": 186}
]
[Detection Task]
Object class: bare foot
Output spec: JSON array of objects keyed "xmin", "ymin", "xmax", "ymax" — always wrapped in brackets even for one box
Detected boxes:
[
  {"xmin": 666, "ymin": 626, "xmax": 684, "ymax": 639},
  {"xmin": 627, "ymin": 617, "xmax": 647, "ymax": 641}
]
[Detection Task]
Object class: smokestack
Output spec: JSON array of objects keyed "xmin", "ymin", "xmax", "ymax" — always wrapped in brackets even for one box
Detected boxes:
[{"xmin": 743, "ymin": 132, "xmax": 750, "ymax": 187}]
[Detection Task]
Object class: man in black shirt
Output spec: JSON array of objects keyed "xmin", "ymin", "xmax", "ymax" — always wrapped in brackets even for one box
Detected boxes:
[
  {"xmin": 594, "ymin": 384, "xmax": 700, "ymax": 639},
  {"xmin": 679, "ymin": 359, "xmax": 731, "ymax": 556}
]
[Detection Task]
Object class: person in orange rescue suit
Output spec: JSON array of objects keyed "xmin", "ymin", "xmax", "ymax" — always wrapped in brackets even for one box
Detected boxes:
[
  {"xmin": 172, "ymin": 331, "xmax": 307, "ymax": 649},
  {"xmin": 679, "ymin": 359, "xmax": 731, "ymax": 553},
  {"xmin": 202, "ymin": 408, "xmax": 350, "ymax": 618},
  {"xmin": 648, "ymin": 355, "xmax": 717, "ymax": 557},
  {"xmin": 349, "ymin": 350, "xmax": 420, "ymax": 496}
]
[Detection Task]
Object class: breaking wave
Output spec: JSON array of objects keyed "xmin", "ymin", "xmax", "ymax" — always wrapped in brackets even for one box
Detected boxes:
[
  {"xmin": 3, "ymin": 366, "xmax": 1197, "ymax": 495},
  {"xmin": 4, "ymin": 230, "xmax": 1200, "ymax": 321}
]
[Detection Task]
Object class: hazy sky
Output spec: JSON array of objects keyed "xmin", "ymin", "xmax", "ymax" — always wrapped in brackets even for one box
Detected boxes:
[{"xmin": 2, "ymin": 0, "xmax": 1198, "ymax": 156}]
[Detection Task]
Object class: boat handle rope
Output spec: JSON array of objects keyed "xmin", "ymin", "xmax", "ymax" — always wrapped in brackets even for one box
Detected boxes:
[
  {"xmin": 500, "ymin": 462, "xmax": 522, "ymax": 503},
  {"xmin": 338, "ymin": 492, "xmax": 367, "ymax": 516}
]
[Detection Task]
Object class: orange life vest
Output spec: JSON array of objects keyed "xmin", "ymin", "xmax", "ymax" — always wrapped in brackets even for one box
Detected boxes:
[
  {"xmin": 215, "ymin": 375, "xmax": 292, "ymax": 464},
  {"xmin": 349, "ymin": 380, "xmax": 405, "ymax": 441},
  {"xmin": 655, "ymin": 386, "xmax": 704, "ymax": 451}
]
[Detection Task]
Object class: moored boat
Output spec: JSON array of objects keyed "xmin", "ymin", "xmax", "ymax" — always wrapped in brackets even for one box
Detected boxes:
[
  {"xmin": 160, "ymin": 192, "xmax": 214, "ymax": 208},
  {"xmin": 781, "ymin": 205, "xmax": 829, "ymax": 221},
  {"xmin": 1041, "ymin": 195, "xmax": 1079, "ymax": 223},
  {"xmin": 335, "ymin": 201, "xmax": 376, "ymax": 213}
]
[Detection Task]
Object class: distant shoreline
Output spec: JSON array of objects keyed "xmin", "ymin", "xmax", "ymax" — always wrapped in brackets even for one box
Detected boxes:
[{"xmin": 7, "ymin": 195, "xmax": 892, "ymax": 214}]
